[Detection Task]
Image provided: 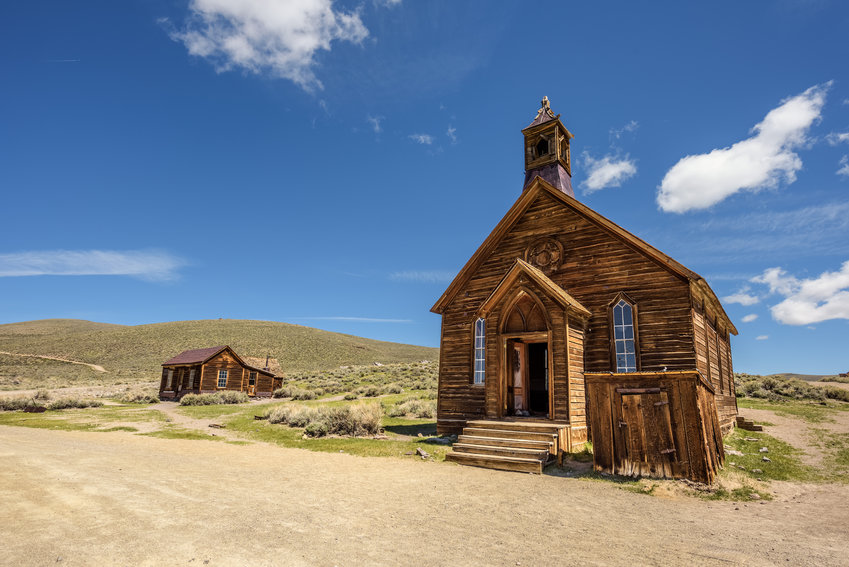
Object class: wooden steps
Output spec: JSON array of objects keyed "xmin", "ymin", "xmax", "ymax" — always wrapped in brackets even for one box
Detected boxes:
[
  {"xmin": 446, "ymin": 420, "xmax": 569, "ymax": 474},
  {"xmin": 736, "ymin": 415, "xmax": 763, "ymax": 432}
]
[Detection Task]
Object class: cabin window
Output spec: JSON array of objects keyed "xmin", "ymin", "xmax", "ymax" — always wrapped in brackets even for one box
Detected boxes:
[
  {"xmin": 189, "ymin": 369, "xmax": 196, "ymax": 389},
  {"xmin": 166, "ymin": 369, "xmax": 173, "ymax": 389},
  {"xmin": 249, "ymin": 371, "xmax": 256, "ymax": 386},
  {"xmin": 612, "ymin": 299, "xmax": 638, "ymax": 373},
  {"xmin": 218, "ymin": 370, "xmax": 228, "ymax": 388},
  {"xmin": 473, "ymin": 317, "xmax": 486, "ymax": 385}
]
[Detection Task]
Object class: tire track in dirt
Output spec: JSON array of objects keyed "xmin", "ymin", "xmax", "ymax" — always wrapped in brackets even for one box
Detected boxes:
[{"xmin": 0, "ymin": 351, "xmax": 107, "ymax": 373}]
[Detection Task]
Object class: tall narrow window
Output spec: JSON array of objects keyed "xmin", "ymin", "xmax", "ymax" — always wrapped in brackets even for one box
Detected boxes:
[
  {"xmin": 473, "ymin": 317, "xmax": 486, "ymax": 385},
  {"xmin": 189, "ymin": 369, "xmax": 196, "ymax": 389},
  {"xmin": 166, "ymin": 369, "xmax": 173, "ymax": 389},
  {"xmin": 612, "ymin": 299, "xmax": 637, "ymax": 372},
  {"xmin": 249, "ymin": 371, "xmax": 256, "ymax": 386},
  {"xmin": 218, "ymin": 370, "xmax": 228, "ymax": 388}
]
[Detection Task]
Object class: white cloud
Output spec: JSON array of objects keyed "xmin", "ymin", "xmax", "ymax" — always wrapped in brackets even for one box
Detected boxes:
[
  {"xmin": 408, "ymin": 134, "xmax": 434, "ymax": 145},
  {"xmin": 581, "ymin": 153, "xmax": 637, "ymax": 193},
  {"xmin": 657, "ymin": 83, "xmax": 830, "ymax": 213},
  {"xmin": 367, "ymin": 115, "xmax": 383, "ymax": 134},
  {"xmin": 838, "ymin": 155, "xmax": 849, "ymax": 177},
  {"xmin": 722, "ymin": 289, "xmax": 760, "ymax": 306},
  {"xmin": 390, "ymin": 270, "xmax": 453, "ymax": 283},
  {"xmin": 446, "ymin": 125, "xmax": 457, "ymax": 144},
  {"xmin": 741, "ymin": 314, "xmax": 759, "ymax": 323},
  {"xmin": 169, "ymin": 0, "xmax": 369, "ymax": 91},
  {"xmin": 756, "ymin": 335, "xmax": 769, "ymax": 341},
  {"xmin": 826, "ymin": 132, "xmax": 849, "ymax": 145},
  {"xmin": 610, "ymin": 120, "xmax": 639, "ymax": 140},
  {"xmin": 0, "ymin": 250, "xmax": 184, "ymax": 282},
  {"xmin": 751, "ymin": 261, "xmax": 849, "ymax": 325}
]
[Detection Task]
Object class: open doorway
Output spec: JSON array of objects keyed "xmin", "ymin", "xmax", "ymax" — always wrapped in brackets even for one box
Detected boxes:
[{"xmin": 507, "ymin": 340, "xmax": 549, "ymax": 418}]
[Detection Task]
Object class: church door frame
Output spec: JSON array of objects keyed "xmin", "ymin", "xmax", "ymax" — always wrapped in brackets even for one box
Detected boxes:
[{"xmin": 498, "ymin": 331, "xmax": 553, "ymax": 419}]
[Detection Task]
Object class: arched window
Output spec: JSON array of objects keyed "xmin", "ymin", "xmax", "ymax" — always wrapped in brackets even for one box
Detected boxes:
[
  {"xmin": 612, "ymin": 298, "xmax": 638, "ymax": 373},
  {"xmin": 473, "ymin": 317, "xmax": 486, "ymax": 385}
]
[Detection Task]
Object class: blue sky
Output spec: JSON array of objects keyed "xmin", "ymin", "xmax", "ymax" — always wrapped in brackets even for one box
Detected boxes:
[{"xmin": 1, "ymin": 1, "xmax": 848, "ymax": 375}]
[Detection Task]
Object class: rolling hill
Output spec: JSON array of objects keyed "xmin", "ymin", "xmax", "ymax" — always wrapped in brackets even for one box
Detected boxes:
[{"xmin": 0, "ymin": 319, "xmax": 438, "ymax": 390}]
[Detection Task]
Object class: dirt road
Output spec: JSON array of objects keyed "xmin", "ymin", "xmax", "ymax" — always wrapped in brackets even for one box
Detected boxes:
[
  {"xmin": 0, "ymin": 350, "xmax": 107, "ymax": 372},
  {"xmin": 1, "ymin": 426, "xmax": 847, "ymax": 566}
]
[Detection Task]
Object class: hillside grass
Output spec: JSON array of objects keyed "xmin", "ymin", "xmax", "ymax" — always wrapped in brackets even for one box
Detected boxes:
[{"xmin": 0, "ymin": 318, "xmax": 438, "ymax": 389}]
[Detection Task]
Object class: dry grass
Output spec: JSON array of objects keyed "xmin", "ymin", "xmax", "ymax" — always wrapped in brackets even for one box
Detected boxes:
[{"xmin": 265, "ymin": 402, "xmax": 382, "ymax": 437}]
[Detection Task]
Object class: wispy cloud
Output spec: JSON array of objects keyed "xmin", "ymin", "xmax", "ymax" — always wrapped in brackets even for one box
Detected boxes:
[
  {"xmin": 610, "ymin": 120, "xmax": 639, "ymax": 140},
  {"xmin": 723, "ymin": 290, "xmax": 760, "ymax": 306},
  {"xmin": 657, "ymin": 82, "xmax": 830, "ymax": 213},
  {"xmin": 581, "ymin": 153, "xmax": 637, "ymax": 193},
  {"xmin": 292, "ymin": 316, "xmax": 412, "ymax": 323},
  {"xmin": 741, "ymin": 314, "xmax": 758, "ymax": 323},
  {"xmin": 838, "ymin": 155, "xmax": 849, "ymax": 177},
  {"xmin": 751, "ymin": 261, "xmax": 849, "ymax": 325},
  {"xmin": 446, "ymin": 125, "xmax": 457, "ymax": 144},
  {"xmin": 756, "ymin": 335, "xmax": 769, "ymax": 341},
  {"xmin": 367, "ymin": 115, "xmax": 383, "ymax": 134},
  {"xmin": 0, "ymin": 250, "xmax": 184, "ymax": 282},
  {"xmin": 408, "ymin": 133, "xmax": 434, "ymax": 145},
  {"xmin": 165, "ymin": 0, "xmax": 370, "ymax": 91},
  {"xmin": 390, "ymin": 270, "xmax": 453, "ymax": 283},
  {"xmin": 826, "ymin": 132, "xmax": 849, "ymax": 145}
]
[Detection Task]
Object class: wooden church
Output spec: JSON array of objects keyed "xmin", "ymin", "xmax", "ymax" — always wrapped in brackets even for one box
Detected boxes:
[{"xmin": 433, "ymin": 98, "xmax": 737, "ymax": 482}]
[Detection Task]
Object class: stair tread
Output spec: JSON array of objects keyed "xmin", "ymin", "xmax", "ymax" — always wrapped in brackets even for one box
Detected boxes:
[
  {"xmin": 447, "ymin": 452, "xmax": 546, "ymax": 464},
  {"xmin": 453, "ymin": 443, "xmax": 549, "ymax": 456}
]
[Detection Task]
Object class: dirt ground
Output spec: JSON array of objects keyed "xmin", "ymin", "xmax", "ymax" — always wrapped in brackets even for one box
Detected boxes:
[{"xmin": 2, "ymin": 426, "xmax": 848, "ymax": 567}]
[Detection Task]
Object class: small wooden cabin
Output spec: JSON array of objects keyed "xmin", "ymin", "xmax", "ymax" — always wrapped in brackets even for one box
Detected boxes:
[
  {"xmin": 159, "ymin": 346, "xmax": 281, "ymax": 400},
  {"xmin": 433, "ymin": 98, "xmax": 737, "ymax": 480}
]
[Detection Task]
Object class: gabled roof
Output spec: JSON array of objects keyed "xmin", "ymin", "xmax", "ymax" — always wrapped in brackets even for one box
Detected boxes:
[
  {"xmin": 163, "ymin": 346, "xmax": 227, "ymax": 365},
  {"xmin": 478, "ymin": 259, "xmax": 591, "ymax": 319},
  {"xmin": 162, "ymin": 345, "xmax": 277, "ymax": 375},
  {"xmin": 431, "ymin": 176, "xmax": 737, "ymax": 335}
]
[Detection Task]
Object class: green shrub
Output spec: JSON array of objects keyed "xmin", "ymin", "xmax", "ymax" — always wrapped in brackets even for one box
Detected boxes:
[
  {"xmin": 387, "ymin": 397, "xmax": 435, "ymax": 418},
  {"xmin": 343, "ymin": 392, "xmax": 359, "ymax": 400},
  {"xmin": 734, "ymin": 373, "xmax": 848, "ymax": 403},
  {"xmin": 120, "ymin": 390, "xmax": 160, "ymax": 404},
  {"xmin": 179, "ymin": 392, "xmax": 249, "ymax": 406},
  {"xmin": 47, "ymin": 398, "xmax": 103, "ymax": 410},
  {"xmin": 34, "ymin": 389, "xmax": 51, "ymax": 401},
  {"xmin": 291, "ymin": 389, "xmax": 317, "ymax": 401},
  {"xmin": 0, "ymin": 397, "xmax": 43, "ymax": 412},
  {"xmin": 266, "ymin": 403, "xmax": 381, "ymax": 437},
  {"xmin": 272, "ymin": 386, "xmax": 294, "ymax": 398},
  {"xmin": 384, "ymin": 384, "xmax": 403, "ymax": 394}
]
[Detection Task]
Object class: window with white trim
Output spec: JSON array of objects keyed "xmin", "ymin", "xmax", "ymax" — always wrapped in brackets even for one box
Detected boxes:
[
  {"xmin": 473, "ymin": 317, "xmax": 486, "ymax": 385},
  {"xmin": 218, "ymin": 370, "xmax": 228, "ymax": 388},
  {"xmin": 189, "ymin": 369, "xmax": 196, "ymax": 389},
  {"xmin": 613, "ymin": 299, "xmax": 637, "ymax": 372}
]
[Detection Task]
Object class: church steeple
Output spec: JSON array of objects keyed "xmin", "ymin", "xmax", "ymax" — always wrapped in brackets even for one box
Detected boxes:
[{"xmin": 522, "ymin": 96, "xmax": 574, "ymax": 196}]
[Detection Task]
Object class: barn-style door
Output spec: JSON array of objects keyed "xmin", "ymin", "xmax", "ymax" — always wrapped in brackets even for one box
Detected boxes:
[{"xmin": 613, "ymin": 388, "xmax": 680, "ymax": 478}]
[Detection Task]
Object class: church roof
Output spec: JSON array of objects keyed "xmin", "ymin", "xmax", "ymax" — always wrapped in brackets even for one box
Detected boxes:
[
  {"xmin": 431, "ymin": 176, "xmax": 737, "ymax": 335},
  {"xmin": 525, "ymin": 96, "xmax": 559, "ymax": 129}
]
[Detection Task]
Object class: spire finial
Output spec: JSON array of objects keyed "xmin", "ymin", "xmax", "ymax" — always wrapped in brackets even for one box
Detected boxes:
[{"xmin": 541, "ymin": 95, "xmax": 550, "ymax": 112}]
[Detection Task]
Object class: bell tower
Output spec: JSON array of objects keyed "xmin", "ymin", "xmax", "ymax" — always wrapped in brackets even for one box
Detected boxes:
[{"xmin": 522, "ymin": 96, "xmax": 574, "ymax": 197}]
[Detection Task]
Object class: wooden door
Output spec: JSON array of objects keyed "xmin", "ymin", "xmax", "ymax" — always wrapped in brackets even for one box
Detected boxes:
[
  {"xmin": 508, "ymin": 342, "xmax": 528, "ymax": 413},
  {"xmin": 614, "ymin": 389, "xmax": 678, "ymax": 478},
  {"xmin": 247, "ymin": 371, "xmax": 257, "ymax": 396}
]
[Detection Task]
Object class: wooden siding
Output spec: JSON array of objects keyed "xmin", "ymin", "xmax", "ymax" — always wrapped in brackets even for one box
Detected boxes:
[
  {"xmin": 161, "ymin": 347, "xmax": 278, "ymax": 399},
  {"xmin": 437, "ymin": 190, "xmax": 697, "ymax": 432},
  {"xmin": 691, "ymin": 302, "xmax": 737, "ymax": 432},
  {"xmin": 586, "ymin": 371, "xmax": 725, "ymax": 484}
]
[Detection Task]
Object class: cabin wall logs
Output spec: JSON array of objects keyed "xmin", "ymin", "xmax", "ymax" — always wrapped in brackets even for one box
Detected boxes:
[
  {"xmin": 692, "ymin": 302, "xmax": 737, "ymax": 432},
  {"xmin": 437, "ymin": 191, "xmax": 697, "ymax": 433}
]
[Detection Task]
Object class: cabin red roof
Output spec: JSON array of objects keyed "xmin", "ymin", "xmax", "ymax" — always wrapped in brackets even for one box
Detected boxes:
[{"xmin": 162, "ymin": 346, "xmax": 227, "ymax": 366}]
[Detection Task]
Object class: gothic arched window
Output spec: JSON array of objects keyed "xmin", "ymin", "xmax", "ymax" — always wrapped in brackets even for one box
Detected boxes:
[
  {"xmin": 611, "ymin": 296, "xmax": 639, "ymax": 373},
  {"xmin": 473, "ymin": 317, "xmax": 486, "ymax": 385}
]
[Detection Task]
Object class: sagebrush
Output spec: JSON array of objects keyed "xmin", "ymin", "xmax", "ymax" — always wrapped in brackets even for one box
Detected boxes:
[{"xmin": 265, "ymin": 403, "xmax": 382, "ymax": 437}]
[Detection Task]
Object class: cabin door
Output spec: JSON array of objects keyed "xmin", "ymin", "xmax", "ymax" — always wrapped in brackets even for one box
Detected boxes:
[{"xmin": 247, "ymin": 371, "xmax": 257, "ymax": 396}]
